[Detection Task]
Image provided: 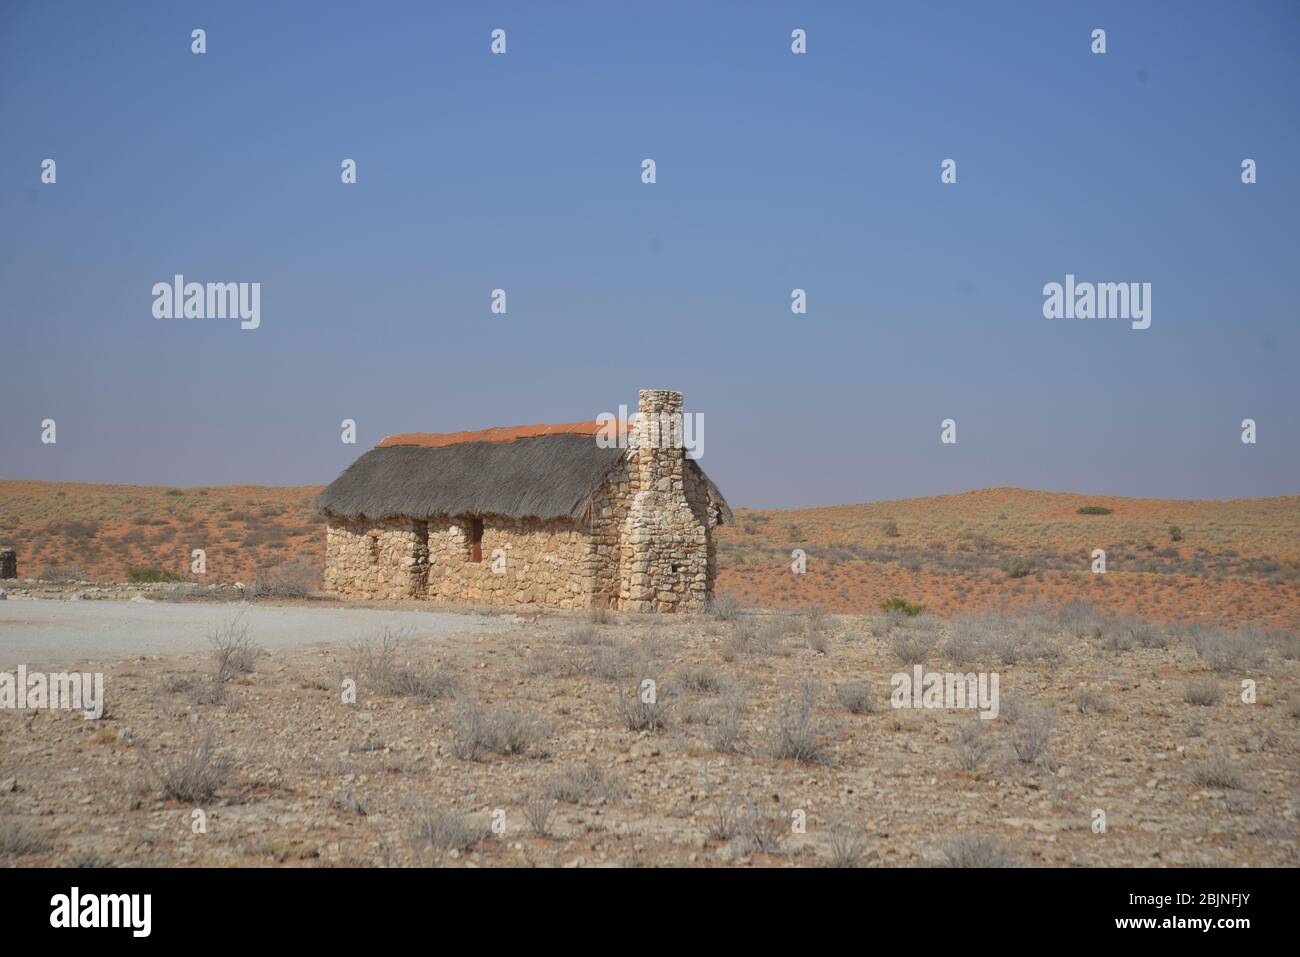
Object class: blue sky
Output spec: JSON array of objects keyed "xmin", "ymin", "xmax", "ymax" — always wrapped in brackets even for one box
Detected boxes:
[{"xmin": 1, "ymin": 0, "xmax": 1296, "ymax": 507}]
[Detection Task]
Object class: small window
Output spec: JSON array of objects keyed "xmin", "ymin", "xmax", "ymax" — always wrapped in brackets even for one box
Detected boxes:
[
  {"xmin": 467, "ymin": 517, "xmax": 484, "ymax": 563},
  {"xmin": 368, "ymin": 533, "xmax": 381, "ymax": 565}
]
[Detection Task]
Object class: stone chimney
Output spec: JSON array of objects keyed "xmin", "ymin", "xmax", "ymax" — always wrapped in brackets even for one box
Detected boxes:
[{"xmin": 620, "ymin": 389, "xmax": 708, "ymax": 612}]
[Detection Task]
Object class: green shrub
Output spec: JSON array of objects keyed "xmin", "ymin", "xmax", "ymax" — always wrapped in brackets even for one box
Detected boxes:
[
  {"xmin": 126, "ymin": 566, "xmax": 185, "ymax": 583},
  {"xmin": 879, "ymin": 597, "xmax": 924, "ymax": 617},
  {"xmin": 1000, "ymin": 557, "xmax": 1035, "ymax": 579},
  {"xmin": 1076, "ymin": 506, "xmax": 1112, "ymax": 516}
]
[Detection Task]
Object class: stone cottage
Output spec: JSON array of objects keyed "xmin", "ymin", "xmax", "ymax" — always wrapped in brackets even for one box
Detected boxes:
[{"xmin": 316, "ymin": 390, "xmax": 730, "ymax": 612}]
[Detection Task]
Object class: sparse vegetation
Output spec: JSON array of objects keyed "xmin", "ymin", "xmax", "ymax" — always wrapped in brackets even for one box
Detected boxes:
[
  {"xmin": 771, "ymin": 679, "xmax": 831, "ymax": 765},
  {"xmin": 835, "ymin": 680, "xmax": 875, "ymax": 714},
  {"xmin": 937, "ymin": 833, "xmax": 1016, "ymax": 868},
  {"xmin": 126, "ymin": 565, "xmax": 185, "ymax": 583},
  {"xmin": 450, "ymin": 697, "xmax": 539, "ymax": 760},
  {"xmin": 1076, "ymin": 505, "xmax": 1112, "ymax": 516},
  {"xmin": 149, "ymin": 730, "xmax": 231, "ymax": 803},
  {"xmin": 1182, "ymin": 678, "xmax": 1220, "ymax": 707},
  {"xmin": 1191, "ymin": 753, "xmax": 1245, "ymax": 790},
  {"xmin": 209, "ymin": 616, "xmax": 260, "ymax": 682}
]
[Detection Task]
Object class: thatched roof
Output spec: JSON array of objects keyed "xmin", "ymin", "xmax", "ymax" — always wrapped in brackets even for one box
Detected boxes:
[{"xmin": 316, "ymin": 431, "xmax": 731, "ymax": 525}]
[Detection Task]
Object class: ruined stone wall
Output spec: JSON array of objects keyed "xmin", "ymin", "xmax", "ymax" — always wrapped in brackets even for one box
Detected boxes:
[
  {"xmin": 323, "ymin": 517, "xmax": 428, "ymax": 600},
  {"xmin": 617, "ymin": 390, "xmax": 711, "ymax": 612},
  {"xmin": 0, "ymin": 547, "xmax": 15, "ymax": 580}
]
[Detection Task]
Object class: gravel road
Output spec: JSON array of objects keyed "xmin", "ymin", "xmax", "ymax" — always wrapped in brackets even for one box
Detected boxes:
[{"xmin": 0, "ymin": 599, "xmax": 507, "ymax": 668}]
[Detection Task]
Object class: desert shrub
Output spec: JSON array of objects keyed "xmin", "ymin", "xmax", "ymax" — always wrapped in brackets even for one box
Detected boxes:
[
  {"xmin": 546, "ymin": 763, "xmax": 624, "ymax": 804},
  {"xmin": 999, "ymin": 557, "xmax": 1035, "ymax": 579},
  {"xmin": 150, "ymin": 730, "xmax": 230, "ymax": 802},
  {"xmin": 1076, "ymin": 506, "xmax": 1112, "ymax": 516},
  {"xmin": 1010, "ymin": 707, "xmax": 1054, "ymax": 765},
  {"xmin": 0, "ymin": 819, "xmax": 52, "ymax": 861},
  {"xmin": 613, "ymin": 677, "xmax": 670, "ymax": 732},
  {"xmin": 1076, "ymin": 687, "xmax": 1115, "ymax": 714},
  {"xmin": 1182, "ymin": 679, "xmax": 1220, "ymax": 707},
  {"xmin": 707, "ymin": 798, "xmax": 737, "ymax": 842},
  {"xmin": 771, "ymin": 679, "xmax": 831, "ymax": 765},
  {"xmin": 706, "ymin": 700, "xmax": 747, "ymax": 754},
  {"xmin": 735, "ymin": 802, "xmax": 787, "ymax": 855},
  {"xmin": 1056, "ymin": 601, "xmax": 1107, "ymax": 640},
  {"xmin": 450, "ymin": 697, "xmax": 538, "ymax": 760},
  {"xmin": 127, "ymin": 566, "xmax": 184, "ymax": 583},
  {"xmin": 209, "ymin": 617, "xmax": 260, "ymax": 681},
  {"xmin": 1190, "ymin": 753, "xmax": 1245, "ymax": 790},
  {"xmin": 349, "ymin": 628, "xmax": 455, "ymax": 702},
  {"xmin": 1168, "ymin": 525, "xmax": 1183, "ymax": 542},
  {"xmin": 955, "ymin": 719, "xmax": 996, "ymax": 771},
  {"xmin": 937, "ymin": 833, "xmax": 1016, "ymax": 868},
  {"xmin": 523, "ymin": 792, "xmax": 558, "ymax": 837},
  {"xmin": 880, "ymin": 520, "xmax": 900, "ymax": 538},
  {"xmin": 410, "ymin": 808, "xmax": 491, "ymax": 856},
  {"xmin": 1184, "ymin": 625, "xmax": 1269, "ymax": 674},
  {"xmin": 705, "ymin": 592, "xmax": 742, "ymax": 621},
  {"xmin": 566, "ymin": 625, "xmax": 613, "ymax": 647},
  {"xmin": 247, "ymin": 560, "xmax": 317, "ymax": 598},
  {"xmin": 826, "ymin": 823, "xmax": 868, "ymax": 868},
  {"xmin": 585, "ymin": 604, "xmax": 611, "ymax": 624},
  {"xmin": 835, "ymin": 681, "xmax": 875, "ymax": 715},
  {"xmin": 891, "ymin": 621, "xmax": 936, "ymax": 666},
  {"xmin": 674, "ymin": 666, "xmax": 724, "ymax": 695},
  {"xmin": 879, "ymin": 597, "xmax": 924, "ymax": 617}
]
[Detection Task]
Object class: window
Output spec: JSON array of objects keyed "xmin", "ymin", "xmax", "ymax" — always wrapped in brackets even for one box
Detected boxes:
[
  {"xmin": 467, "ymin": 517, "xmax": 484, "ymax": 563},
  {"xmin": 368, "ymin": 533, "xmax": 380, "ymax": 565}
]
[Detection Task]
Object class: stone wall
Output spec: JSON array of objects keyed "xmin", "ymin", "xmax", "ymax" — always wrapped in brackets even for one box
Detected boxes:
[
  {"xmin": 424, "ymin": 515, "xmax": 597, "ymax": 608},
  {"xmin": 323, "ymin": 518, "xmax": 428, "ymax": 600}
]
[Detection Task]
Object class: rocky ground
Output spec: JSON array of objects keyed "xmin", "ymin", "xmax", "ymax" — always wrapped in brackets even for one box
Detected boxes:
[{"xmin": 1, "ymin": 594, "xmax": 1296, "ymax": 868}]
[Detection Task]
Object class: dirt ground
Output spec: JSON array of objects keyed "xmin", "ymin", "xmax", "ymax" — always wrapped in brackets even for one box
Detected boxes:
[{"xmin": 1, "ymin": 598, "xmax": 1296, "ymax": 868}]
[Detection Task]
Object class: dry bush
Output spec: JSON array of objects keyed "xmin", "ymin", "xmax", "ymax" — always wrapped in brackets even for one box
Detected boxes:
[
  {"xmin": 955, "ymin": 719, "xmax": 996, "ymax": 771},
  {"xmin": 566, "ymin": 625, "xmax": 613, "ymax": 647},
  {"xmin": 707, "ymin": 797, "xmax": 737, "ymax": 842},
  {"xmin": 1010, "ymin": 707, "xmax": 1054, "ymax": 765},
  {"xmin": 410, "ymin": 808, "xmax": 492, "ymax": 857},
  {"xmin": 705, "ymin": 592, "xmax": 742, "ymax": 621},
  {"xmin": 891, "ymin": 620, "xmax": 936, "ymax": 666},
  {"xmin": 1184, "ymin": 625, "xmax": 1269, "ymax": 674},
  {"xmin": 1191, "ymin": 753, "xmax": 1245, "ymax": 790},
  {"xmin": 247, "ymin": 560, "xmax": 317, "ymax": 598},
  {"xmin": 585, "ymin": 604, "xmax": 611, "ymax": 624},
  {"xmin": 1182, "ymin": 678, "xmax": 1220, "ymax": 706},
  {"xmin": 771, "ymin": 678, "xmax": 831, "ymax": 765},
  {"xmin": 735, "ymin": 801, "xmax": 787, "ymax": 855},
  {"xmin": 0, "ymin": 818, "xmax": 52, "ymax": 861},
  {"xmin": 149, "ymin": 730, "xmax": 231, "ymax": 803},
  {"xmin": 705, "ymin": 692, "xmax": 747, "ymax": 754},
  {"xmin": 835, "ymin": 680, "xmax": 875, "ymax": 715},
  {"xmin": 209, "ymin": 616, "xmax": 259, "ymax": 681},
  {"xmin": 546, "ymin": 763, "xmax": 625, "ymax": 804},
  {"xmin": 937, "ymin": 833, "xmax": 1016, "ymax": 868},
  {"xmin": 613, "ymin": 677, "xmax": 671, "ymax": 732},
  {"xmin": 826, "ymin": 823, "xmax": 868, "ymax": 868},
  {"xmin": 674, "ymin": 665, "xmax": 724, "ymax": 695},
  {"xmin": 1056, "ymin": 600, "xmax": 1107, "ymax": 641},
  {"xmin": 349, "ymin": 628, "xmax": 455, "ymax": 702},
  {"xmin": 1076, "ymin": 687, "xmax": 1115, "ymax": 714},
  {"xmin": 523, "ymin": 792, "xmax": 558, "ymax": 837},
  {"xmin": 450, "ymin": 697, "xmax": 539, "ymax": 760}
]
